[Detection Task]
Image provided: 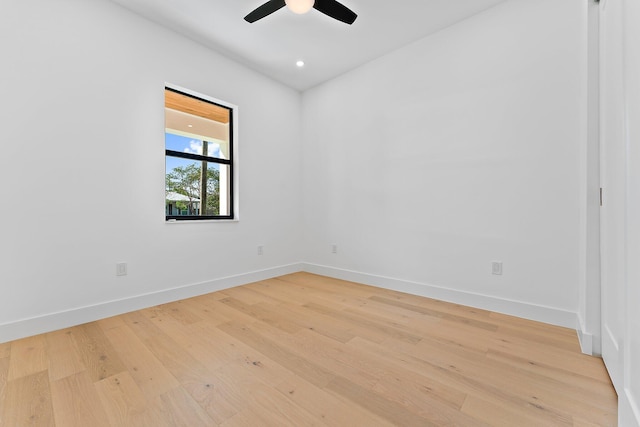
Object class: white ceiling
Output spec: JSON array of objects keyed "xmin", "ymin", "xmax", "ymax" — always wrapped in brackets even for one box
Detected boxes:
[{"xmin": 109, "ymin": 0, "xmax": 510, "ymax": 91}]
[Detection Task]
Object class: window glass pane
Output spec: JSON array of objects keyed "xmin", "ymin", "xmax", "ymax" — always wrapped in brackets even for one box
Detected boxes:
[
  {"xmin": 206, "ymin": 140, "xmax": 229, "ymax": 160},
  {"xmin": 165, "ymin": 133, "xmax": 226, "ymax": 160},
  {"xmin": 165, "ymin": 157, "xmax": 227, "ymax": 216}
]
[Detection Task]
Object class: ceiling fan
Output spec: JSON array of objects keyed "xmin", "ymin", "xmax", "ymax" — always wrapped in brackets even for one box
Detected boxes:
[{"xmin": 244, "ymin": 0, "xmax": 357, "ymax": 25}]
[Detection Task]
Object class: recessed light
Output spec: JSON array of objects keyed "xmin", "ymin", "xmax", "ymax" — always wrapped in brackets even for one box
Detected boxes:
[
  {"xmin": 296, "ymin": 60, "xmax": 305, "ymax": 68},
  {"xmin": 188, "ymin": 124, "xmax": 193, "ymax": 128}
]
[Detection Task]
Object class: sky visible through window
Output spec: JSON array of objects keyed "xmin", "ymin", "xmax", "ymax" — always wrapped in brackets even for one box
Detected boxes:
[{"xmin": 165, "ymin": 133, "xmax": 222, "ymax": 172}]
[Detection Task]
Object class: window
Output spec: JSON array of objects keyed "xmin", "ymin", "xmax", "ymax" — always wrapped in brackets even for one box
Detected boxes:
[{"xmin": 165, "ymin": 86, "xmax": 235, "ymax": 220}]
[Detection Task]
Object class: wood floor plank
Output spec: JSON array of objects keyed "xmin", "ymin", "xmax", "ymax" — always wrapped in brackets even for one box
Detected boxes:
[
  {"xmin": 276, "ymin": 272, "xmax": 368, "ymax": 295},
  {"xmin": 208, "ymin": 360, "xmax": 272, "ymax": 418},
  {"xmin": 371, "ymin": 286, "xmax": 497, "ymax": 324},
  {"xmin": 194, "ymin": 298, "xmax": 261, "ymax": 327},
  {"xmin": 221, "ymin": 344, "xmax": 299, "ymax": 388},
  {"xmin": 391, "ymin": 337, "xmax": 608, "ymax": 425},
  {"xmin": 461, "ymin": 393, "xmax": 569, "ymax": 427},
  {"xmin": 221, "ymin": 381, "xmax": 321, "ymax": 427},
  {"xmin": 44, "ymin": 329, "xmax": 86, "ymax": 382},
  {"xmin": 499, "ymin": 326, "xmax": 581, "ymax": 353},
  {"xmin": 174, "ymin": 297, "xmax": 230, "ymax": 326},
  {"xmin": 573, "ymin": 418, "xmax": 609, "ymax": 427},
  {"xmin": 349, "ymin": 335, "xmax": 502, "ymax": 397},
  {"xmin": 272, "ymin": 274, "xmax": 393, "ymax": 314},
  {"xmin": 249, "ymin": 318, "xmax": 480, "ymax": 427},
  {"xmin": 326, "ymin": 375, "xmax": 442, "ymax": 427},
  {"xmin": 183, "ymin": 373, "xmax": 240, "ymax": 424},
  {"xmin": 0, "ymin": 357, "xmax": 9, "ymax": 426},
  {"xmin": 94, "ymin": 371, "xmax": 165, "ymax": 427},
  {"xmin": 93, "ymin": 371, "xmax": 145, "ymax": 417},
  {"xmin": 141, "ymin": 305, "xmax": 196, "ymax": 337},
  {"xmin": 157, "ymin": 299, "xmax": 203, "ymax": 326},
  {"xmin": 405, "ymin": 317, "xmax": 494, "ymax": 353},
  {"xmin": 350, "ymin": 334, "xmax": 616, "ymax": 425},
  {"xmin": 119, "ymin": 310, "xmax": 164, "ymax": 342},
  {"xmin": 489, "ymin": 311, "xmax": 577, "ymax": 337},
  {"xmin": 96, "ymin": 315, "xmax": 127, "ymax": 332},
  {"xmin": 7, "ymin": 335, "xmax": 48, "ymax": 381},
  {"xmin": 486, "ymin": 349, "xmax": 617, "ymax": 400},
  {"xmin": 166, "ymin": 311, "xmax": 299, "ymax": 391},
  {"xmin": 275, "ymin": 375, "xmax": 396, "ymax": 427},
  {"xmin": 303, "ymin": 301, "xmax": 423, "ymax": 344},
  {"xmin": 126, "ymin": 314, "xmax": 246, "ymax": 423},
  {"xmin": 0, "ymin": 343, "xmax": 9, "ymax": 359},
  {"xmin": 176, "ymin": 322, "xmax": 242, "ymax": 371},
  {"xmin": 219, "ymin": 285, "xmax": 279, "ymax": 305},
  {"xmin": 138, "ymin": 331, "xmax": 242, "ymax": 423},
  {"xmin": 3, "ymin": 370, "xmax": 55, "ymax": 427},
  {"xmin": 158, "ymin": 387, "xmax": 216, "ymax": 427},
  {"xmin": 369, "ymin": 295, "xmax": 499, "ymax": 331},
  {"xmin": 259, "ymin": 323, "xmax": 476, "ymax": 423},
  {"xmin": 219, "ymin": 297, "xmax": 302, "ymax": 334},
  {"xmin": 68, "ymin": 323, "xmax": 127, "ymax": 383},
  {"xmin": 488, "ymin": 332, "xmax": 611, "ymax": 382},
  {"xmin": 0, "ymin": 273, "xmax": 617, "ymax": 426},
  {"xmin": 257, "ymin": 302, "xmax": 357, "ymax": 344},
  {"xmin": 345, "ymin": 298, "xmax": 421, "ymax": 325},
  {"xmin": 50, "ymin": 371, "xmax": 109, "ymax": 427},
  {"xmin": 250, "ymin": 319, "xmax": 382, "ymax": 388},
  {"xmin": 217, "ymin": 321, "xmax": 337, "ymax": 388},
  {"xmin": 247, "ymin": 278, "xmax": 317, "ymax": 306},
  {"xmin": 102, "ymin": 325, "xmax": 180, "ymax": 399}
]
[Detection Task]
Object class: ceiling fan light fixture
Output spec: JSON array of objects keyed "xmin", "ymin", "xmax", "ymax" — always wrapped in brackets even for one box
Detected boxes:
[
  {"xmin": 285, "ymin": 0, "xmax": 315, "ymax": 14},
  {"xmin": 245, "ymin": 0, "xmax": 356, "ymax": 24}
]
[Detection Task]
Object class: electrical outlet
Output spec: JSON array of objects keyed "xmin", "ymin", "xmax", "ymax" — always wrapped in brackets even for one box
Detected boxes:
[
  {"xmin": 257, "ymin": 245, "xmax": 264, "ymax": 255},
  {"xmin": 116, "ymin": 262, "xmax": 128, "ymax": 276},
  {"xmin": 492, "ymin": 261, "xmax": 503, "ymax": 275},
  {"xmin": 331, "ymin": 244, "xmax": 338, "ymax": 254}
]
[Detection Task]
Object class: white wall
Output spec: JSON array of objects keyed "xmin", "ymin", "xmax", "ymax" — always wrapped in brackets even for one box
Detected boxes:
[
  {"xmin": 301, "ymin": 0, "xmax": 587, "ymax": 327},
  {"xmin": 0, "ymin": 0, "xmax": 303, "ymax": 342}
]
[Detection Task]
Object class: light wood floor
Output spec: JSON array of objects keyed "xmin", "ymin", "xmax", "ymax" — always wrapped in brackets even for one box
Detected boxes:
[{"xmin": 0, "ymin": 273, "xmax": 617, "ymax": 426}]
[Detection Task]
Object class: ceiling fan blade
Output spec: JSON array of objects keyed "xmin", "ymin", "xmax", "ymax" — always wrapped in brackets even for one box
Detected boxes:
[
  {"xmin": 313, "ymin": 0, "xmax": 357, "ymax": 24},
  {"xmin": 244, "ymin": 0, "xmax": 286, "ymax": 23}
]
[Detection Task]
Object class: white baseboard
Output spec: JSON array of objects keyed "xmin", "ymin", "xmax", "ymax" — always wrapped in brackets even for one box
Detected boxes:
[
  {"xmin": 0, "ymin": 262, "xmax": 580, "ymax": 344},
  {"xmin": 302, "ymin": 263, "xmax": 578, "ymax": 329},
  {"xmin": 577, "ymin": 328, "xmax": 595, "ymax": 355},
  {"xmin": 0, "ymin": 263, "xmax": 303, "ymax": 344},
  {"xmin": 576, "ymin": 312, "xmax": 599, "ymax": 356},
  {"xmin": 620, "ymin": 388, "xmax": 640, "ymax": 427}
]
